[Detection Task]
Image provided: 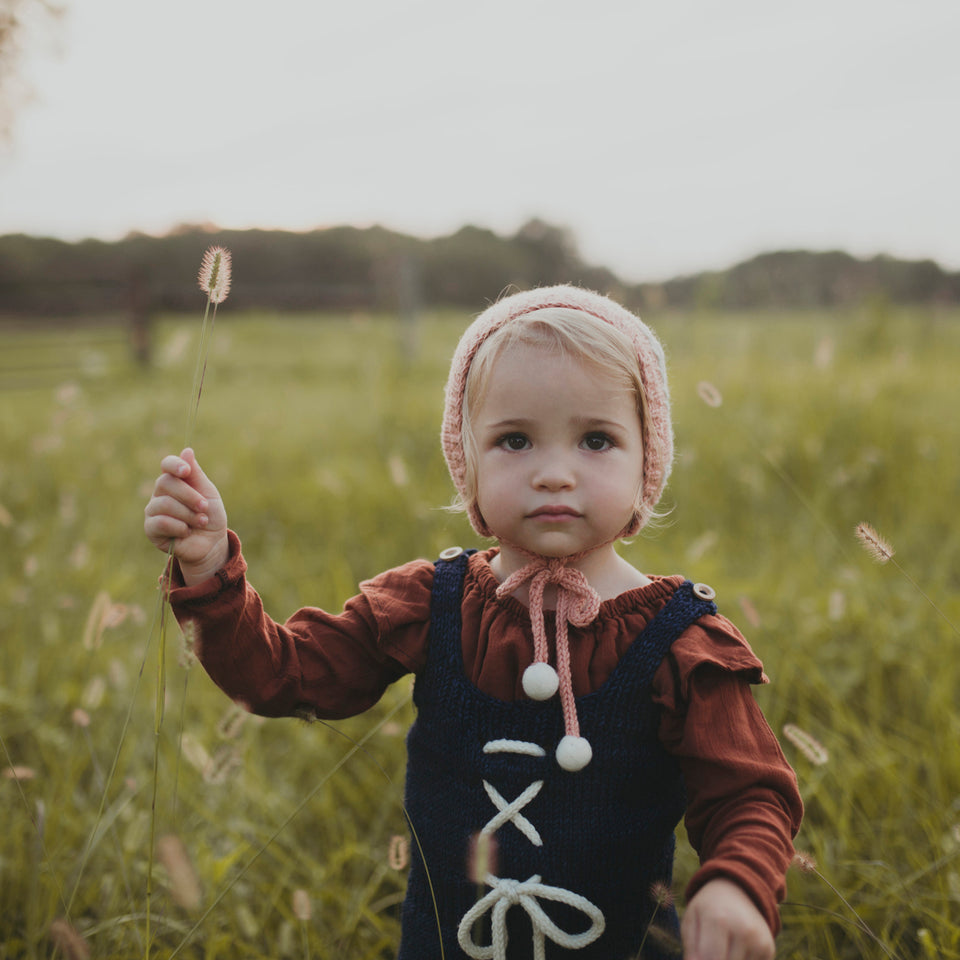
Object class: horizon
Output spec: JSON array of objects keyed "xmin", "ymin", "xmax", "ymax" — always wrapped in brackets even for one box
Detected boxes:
[{"xmin": 3, "ymin": 221, "xmax": 956, "ymax": 288}]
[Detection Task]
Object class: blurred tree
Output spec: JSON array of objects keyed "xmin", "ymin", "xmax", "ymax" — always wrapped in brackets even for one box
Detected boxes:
[
  {"xmin": 511, "ymin": 218, "xmax": 581, "ymax": 287},
  {"xmin": 0, "ymin": 0, "xmax": 62, "ymax": 142}
]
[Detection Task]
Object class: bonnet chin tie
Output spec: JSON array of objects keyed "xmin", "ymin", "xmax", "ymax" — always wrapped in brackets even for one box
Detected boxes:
[{"xmin": 495, "ymin": 555, "xmax": 601, "ymax": 771}]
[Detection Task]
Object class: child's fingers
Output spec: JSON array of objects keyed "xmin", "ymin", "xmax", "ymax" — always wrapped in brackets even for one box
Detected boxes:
[
  {"xmin": 145, "ymin": 491, "xmax": 208, "ymax": 529},
  {"xmin": 144, "ymin": 511, "xmax": 192, "ymax": 549},
  {"xmin": 159, "ymin": 452, "xmax": 192, "ymax": 479},
  {"xmin": 152, "ymin": 472, "xmax": 210, "ymax": 516}
]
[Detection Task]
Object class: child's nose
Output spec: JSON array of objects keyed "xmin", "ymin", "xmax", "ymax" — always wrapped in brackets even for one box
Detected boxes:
[{"xmin": 532, "ymin": 453, "xmax": 576, "ymax": 490}]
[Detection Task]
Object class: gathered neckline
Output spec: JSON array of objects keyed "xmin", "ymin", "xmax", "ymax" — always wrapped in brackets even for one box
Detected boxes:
[{"xmin": 465, "ymin": 548, "xmax": 684, "ymax": 624}]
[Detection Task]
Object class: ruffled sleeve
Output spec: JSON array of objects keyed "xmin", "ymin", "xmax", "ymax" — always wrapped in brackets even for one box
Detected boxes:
[
  {"xmin": 168, "ymin": 530, "xmax": 434, "ymax": 720},
  {"xmin": 653, "ymin": 613, "xmax": 803, "ymax": 935}
]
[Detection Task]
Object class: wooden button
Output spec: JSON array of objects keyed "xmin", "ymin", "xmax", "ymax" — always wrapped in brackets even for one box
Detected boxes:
[
  {"xmin": 439, "ymin": 546, "xmax": 464, "ymax": 560},
  {"xmin": 692, "ymin": 582, "xmax": 716, "ymax": 601}
]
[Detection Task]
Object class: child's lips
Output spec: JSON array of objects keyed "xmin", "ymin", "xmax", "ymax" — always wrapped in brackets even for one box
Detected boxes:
[{"xmin": 528, "ymin": 506, "xmax": 582, "ymax": 521}]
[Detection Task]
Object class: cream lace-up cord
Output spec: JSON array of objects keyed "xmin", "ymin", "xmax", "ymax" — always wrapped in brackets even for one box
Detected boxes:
[{"xmin": 457, "ymin": 739, "xmax": 606, "ymax": 959}]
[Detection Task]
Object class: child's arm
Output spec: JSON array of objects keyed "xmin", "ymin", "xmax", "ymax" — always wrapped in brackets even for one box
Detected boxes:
[
  {"xmin": 653, "ymin": 618, "xmax": 803, "ymax": 952},
  {"xmin": 144, "ymin": 449, "xmax": 435, "ymax": 720},
  {"xmin": 682, "ymin": 878, "xmax": 774, "ymax": 960},
  {"xmin": 144, "ymin": 448, "xmax": 229, "ymax": 585}
]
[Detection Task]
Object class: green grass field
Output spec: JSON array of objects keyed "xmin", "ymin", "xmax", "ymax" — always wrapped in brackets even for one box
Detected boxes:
[{"xmin": 1, "ymin": 303, "xmax": 958, "ymax": 959}]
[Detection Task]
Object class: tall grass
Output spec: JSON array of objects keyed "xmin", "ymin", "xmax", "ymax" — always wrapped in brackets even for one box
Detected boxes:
[{"xmin": 1, "ymin": 304, "xmax": 958, "ymax": 957}]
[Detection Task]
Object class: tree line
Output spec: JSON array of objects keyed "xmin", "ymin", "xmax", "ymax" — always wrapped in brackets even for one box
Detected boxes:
[{"xmin": 1, "ymin": 219, "xmax": 958, "ymax": 321}]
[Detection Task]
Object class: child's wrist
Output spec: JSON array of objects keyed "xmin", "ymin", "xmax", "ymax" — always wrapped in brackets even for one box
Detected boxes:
[{"xmin": 180, "ymin": 540, "xmax": 229, "ymax": 586}]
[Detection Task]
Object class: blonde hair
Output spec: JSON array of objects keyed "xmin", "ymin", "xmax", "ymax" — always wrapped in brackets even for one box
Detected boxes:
[{"xmin": 457, "ymin": 307, "xmax": 658, "ymax": 526}]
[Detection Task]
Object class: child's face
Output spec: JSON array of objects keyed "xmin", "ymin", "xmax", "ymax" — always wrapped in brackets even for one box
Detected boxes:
[{"xmin": 472, "ymin": 343, "xmax": 644, "ymax": 559}]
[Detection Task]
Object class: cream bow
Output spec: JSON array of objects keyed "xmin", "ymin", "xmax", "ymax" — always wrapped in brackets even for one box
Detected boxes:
[{"xmin": 457, "ymin": 873, "xmax": 605, "ymax": 960}]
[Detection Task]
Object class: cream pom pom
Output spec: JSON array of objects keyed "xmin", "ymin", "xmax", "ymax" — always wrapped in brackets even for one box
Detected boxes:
[
  {"xmin": 556, "ymin": 735, "xmax": 592, "ymax": 771},
  {"xmin": 522, "ymin": 662, "xmax": 559, "ymax": 701}
]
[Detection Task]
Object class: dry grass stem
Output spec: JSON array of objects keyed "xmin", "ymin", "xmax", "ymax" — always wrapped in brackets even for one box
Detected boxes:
[
  {"xmin": 790, "ymin": 851, "xmax": 901, "ymax": 959},
  {"xmin": 854, "ymin": 521, "xmax": 960, "ymax": 638}
]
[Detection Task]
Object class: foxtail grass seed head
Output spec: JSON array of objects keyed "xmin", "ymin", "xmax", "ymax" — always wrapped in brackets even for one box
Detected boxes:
[
  {"xmin": 216, "ymin": 702, "xmax": 248, "ymax": 739},
  {"xmin": 467, "ymin": 831, "xmax": 498, "ymax": 884},
  {"xmin": 71, "ymin": 708, "xmax": 91, "ymax": 728},
  {"xmin": 292, "ymin": 888, "xmax": 312, "ymax": 922},
  {"xmin": 917, "ymin": 928, "xmax": 939, "ymax": 959},
  {"xmin": 81, "ymin": 591, "xmax": 112, "ymax": 650},
  {"xmin": 4, "ymin": 765, "xmax": 36, "ymax": 780},
  {"xmin": 48, "ymin": 918, "xmax": 90, "ymax": 960},
  {"xmin": 697, "ymin": 380, "xmax": 723, "ymax": 407},
  {"xmin": 791, "ymin": 851, "xmax": 817, "ymax": 874},
  {"xmin": 388, "ymin": 834, "xmax": 410, "ymax": 871},
  {"xmin": 108, "ymin": 657, "xmax": 128, "ymax": 689},
  {"xmin": 737, "ymin": 595, "xmax": 762, "ymax": 629},
  {"xmin": 68, "ymin": 542, "xmax": 90, "ymax": 569},
  {"xmin": 82, "ymin": 675, "xmax": 106, "ymax": 709},
  {"xmin": 783, "ymin": 723, "xmax": 829, "ymax": 766},
  {"xmin": 180, "ymin": 732, "xmax": 211, "ymax": 774},
  {"xmin": 828, "ymin": 589, "xmax": 847, "ymax": 621},
  {"xmin": 203, "ymin": 744, "xmax": 243, "ymax": 784},
  {"xmin": 814, "ymin": 334, "xmax": 835, "ymax": 370},
  {"xmin": 157, "ymin": 833, "xmax": 203, "ymax": 912},
  {"xmin": 198, "ymin": 246, "xmax": 232, "ymax": 304},
  {"xmin": 650, "ymin": 881, "xmax": 675, "ymax": 909},
  {"xmin": 178, "ymin": 619, "xmax": 198, "ymax": 668},
  {"xmin": 855, "ymin": 522, "xmax": 895, "ymax": 563},
  {"xmin": 388, "ymin": 453, "xmax": 409, "ymax": 487}
]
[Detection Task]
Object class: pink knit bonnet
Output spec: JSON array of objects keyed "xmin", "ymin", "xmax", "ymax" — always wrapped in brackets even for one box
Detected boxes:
[{"xmin": 442, "ymin": 284, "xmax": 673, "ymax": 536}]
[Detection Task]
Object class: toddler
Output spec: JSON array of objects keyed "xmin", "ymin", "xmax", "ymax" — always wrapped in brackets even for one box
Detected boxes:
[{"xmin": 145, "ymin": 285, "xmax": 802, "ymax": 960}]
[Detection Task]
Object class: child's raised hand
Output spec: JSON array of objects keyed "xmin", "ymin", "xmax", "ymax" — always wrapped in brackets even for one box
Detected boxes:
[
  {"xmin": 681, "ymin": 878, "xmax": 775, "ymax": 960},
  {"xmin": 144, "ymin": 448, "xmax": 229, "ymax": 585}
]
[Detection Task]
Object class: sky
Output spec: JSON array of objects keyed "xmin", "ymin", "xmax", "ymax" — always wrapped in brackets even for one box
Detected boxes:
[{"xmin": 1, "ymin": 0, "xmax": 958, "ymax": 282}]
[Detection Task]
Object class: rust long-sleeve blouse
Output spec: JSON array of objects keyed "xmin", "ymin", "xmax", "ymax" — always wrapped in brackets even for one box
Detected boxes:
[{"xmin": 169, "ymin": 532, "xmax": 802, "ymax": 934}]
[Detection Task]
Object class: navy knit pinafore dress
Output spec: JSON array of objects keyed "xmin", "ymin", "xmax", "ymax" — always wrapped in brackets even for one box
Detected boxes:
[{"xmin": 399, "ymin": 551, "xmax": 717, "ymax": 960}]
